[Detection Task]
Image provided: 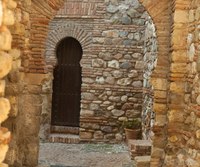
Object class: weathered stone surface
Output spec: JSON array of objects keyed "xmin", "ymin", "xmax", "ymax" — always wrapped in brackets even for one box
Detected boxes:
[
  {"xmin": 0, "ymin": 27, "xmax": 12, "ymax": 50},
  {"xmin": 0, "ymin": 80, "xmax": 5, "ymax": 96},
  {"xmin": 174, "ymin": 10, "xmax": 188, "ymax": 23},
  {"xmin": 105, "ymin": 77, "xmax": 115, "ymax": 84},
  {"xmin": 115, "ymin": 133, "xmax": 123, "ymax": 141},
  {"xmin": 121, "ymin": 95, "xmax": 128, "ymax": 102},
  {"xmin": 96, "ymin": 76, "xmax": 105, "ymax": 84},
  {"xmin": 117, "ymin": 78, "xmax": 132, "ymax": 86},
  {"xmin": 94, "ymin": 131, "xmax": 104, "ymax": 139},
  {"xmin": 196, "ymin": 95, "xmax": 200, "ymax": 105},
  {"xmin": 79, "ymin": 132, "xmax": 93, "ymax": 139},
  {"xmin": 106, "ymin": 5, "xmax": 118, "ymax": 13},
  {"xmin": 101, "ymin": 126, "xmax": 112, "ymax": 133},
  {"xmin": 122, "ymin": 15, "xmax": 132, "ymax": 25},
  {"xmin": 108, "ymin": 96, "xmax": 120, "ymax": 102},
  {"xmin": 80, "ymin": 110, "xmax": 94, "ymax": 117},
  {"xmin": 2, "ymin": 9, "xmax": 15, "ymax": 25},
  {"xmin": 111, "ymin": 109, "xmax": 124, "ymax": 117},
  {"xmin": 151, "ymin": 78, "xmax": 168, "ymax": 91},
  {"xmin": 82, "ymin": 93, "xmax": 95, "ymax": 101},
  {"xmin": 0, "ymin": 98, "xmax": 10, "ymax": 123},
  {"xmin": 196, "ymin": 130, "xmax": 200, "ymax": 139},
  {"xmin": 135, "ymin": 61, "xmax": 144, "ymax": 69},
  {"xmin": 0, "ymin": 52, "xmax": 12, "ymax": 78},
  {"xmin": 128, "ymin": 70, "xmax": 138, "ymax": 78},
  {"xmin": 80, "ymin": 123, "xmax": 100, "ymax": 130},
  {"xmin": 82, "ymin": 78, "xmax": 94, "ymax": 84},
  {"xmin": 132, "ymin": 81, "xmax": 143, "ymax": 87},
  {"xmin": 0, "ymin": 145, "xmax": 8, "ymax": 163},
  {"xmin": 92, "ymin": 59, "xmax": 105, "ymax": 67},
  {"xmin": 120, "ymin": 62, "xmax": 132, "ymax": 69},
  {"xmin": 108, "ymin": 60, "xmax": 119, "ymax": 68},
  {"xmin": 112, "ymin": 70, "xmax": 123, "ymax": 78},
  {"xmin": 89, "ymin": 103, "xmax": 99, "ymax": 111}
]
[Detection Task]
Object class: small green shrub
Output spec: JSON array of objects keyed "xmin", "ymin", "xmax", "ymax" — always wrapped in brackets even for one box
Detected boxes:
[{"xmin": 122, "ymin": 119, "xmax": 141, "ymax": 129}]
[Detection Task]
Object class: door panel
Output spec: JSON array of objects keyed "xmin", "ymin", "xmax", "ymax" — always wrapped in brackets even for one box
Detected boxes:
[{"xmin": 51, "ymin": 37, "xmax": 82, "ymax": 127}]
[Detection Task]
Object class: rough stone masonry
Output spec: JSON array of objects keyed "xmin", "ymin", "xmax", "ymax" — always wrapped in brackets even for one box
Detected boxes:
[
  {"xmin": 0, "ymin": 0, "xmax": 17, "ymax": 166},
  {"xmin": 0, "ymin": 0, "xmax": 200, "ymax": 167}
]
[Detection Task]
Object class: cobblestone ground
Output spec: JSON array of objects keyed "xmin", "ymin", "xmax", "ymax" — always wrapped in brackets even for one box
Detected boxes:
[{"xmin": 38, "ymin": 143, "xmax": 134, "ymax": 167}]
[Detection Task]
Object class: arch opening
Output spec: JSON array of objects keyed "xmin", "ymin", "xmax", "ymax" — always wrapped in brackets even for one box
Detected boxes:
[{"xmin": 51, "ymin": 37, "xmax": 82, "ymax": 127}]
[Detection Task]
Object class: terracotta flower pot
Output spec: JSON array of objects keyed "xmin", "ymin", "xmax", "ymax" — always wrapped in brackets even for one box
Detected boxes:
[{"xmin": 124, "ymin": 128, "xmax": 141, "ymax": 140}]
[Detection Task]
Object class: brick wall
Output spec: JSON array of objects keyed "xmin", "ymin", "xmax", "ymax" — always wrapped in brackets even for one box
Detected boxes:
[{"xmin": 42, "ymin": 0, "xmax": 147, "ymax": 143}]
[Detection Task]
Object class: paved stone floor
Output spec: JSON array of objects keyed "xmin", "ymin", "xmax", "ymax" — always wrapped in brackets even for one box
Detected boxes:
[{"xmin": 38, "ymin": 143, "xmax": 134, "ymax": 167}]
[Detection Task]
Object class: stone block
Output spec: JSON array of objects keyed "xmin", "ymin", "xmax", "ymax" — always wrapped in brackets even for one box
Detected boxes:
[
  {"xmin": 174, "ymin": 10, "xmax": 188, "ymax": 23},
  {"xmin": 170, "ymin": 82, "xmax": 185, "ymax": 93},
  {"xmin": 7, "ymin": 0, "xmax": 17, "ymax": 9},
  {"xmin": 171, "ymin": 51, "xmax": 188, "ymax": 63},
  {"xmin": 0, "ymin": 144, "xmax": 8, "ymax": 163},
  {"xmin": 111, "ymin": 109, "xmax": 124, "ymax": 117},
  {"xmin": 80, "ymin": 110, "xmax": 94, "ymax": 117},
  {"xmin": 0, "ymin": 127, "xmax": 10, "ymax": 144},
  {"xmin": 154, "ymin": 90, "xmax": 167, "ymax": 99},
  {"xmin": 168, "ymin": 110, "xmax": 185, "ymax": 123},
  {"xmin": 92, "ymin": 59, "xmax": 105, "ymax": 67},
  {"xmin": 94, "ymin": 131, "xmax": 104, "ymax": 139},
  {"xmin": 128, "ymin": 139, "xmax": 152, "ymax": 158},
  {"xmin": 186, "ymin": 158, "xmax": 199, "ymax": 167},
  {"xmin": 79, "ymin": 131, "xmax": 93, "ymax": 139},
  {"xmin": 0, "ymin": 163, "xmax": 8, "ymax": 167},
  {"xmin": 135, "ymin": 61, "xmax": 144, "ymax": 69},
  {"xmin": 196, "ymin": 130, "xmax": 200, "ymax": 139},
  {"xmin": 2, "ymin": 9, "xmax": 15, "ymax": 25},
  {"xmin": 0, "ymin": 52, "xmax": 12, "ymax": 78},
  {"xmin": 108, "ymin": 60, "xmax": 119, "ymax": 69},
  {"xmin": 1, "ymin": 21, "xmax": 13, "ymax": 41},
  {"xmin": 154, "ymin": 115, "xmax": 167, "ymax": 126},
  {"xmin": 0, "ymin": 80, "xmax": 5, "ymax": 96},
  {"xmin": 82, "ymin": 93, "xmax": 95, "ymax": 101},
  {"xmin": 170, "ymin": 63, "xmax": 187, "ymax": 73},
  {"xmin": 117, "ymin": 78, "xmax": 132, "ymax": 86},
  {"xmin": 135, "ymin": 156, "xmax": 151, "ymax": 167},
  {"xmin": 0, "ymin": 98, "xmax": 10, "ymax": 123},
  {"xmin": 151, "ymin": 78, "xmax": 167, "ymax": 91},
  {"xmin": 132, "ymin": 81, "xmax": 143, "ymax": 88},
  {"xmin": 153, "ymin": 103, "xmax": 167, "ymax": 114}
]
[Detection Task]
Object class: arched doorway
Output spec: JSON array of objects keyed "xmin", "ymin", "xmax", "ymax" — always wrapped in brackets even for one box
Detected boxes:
[{"xmin": 51, "ymin": 37, "xmax": 82, "ymax": 127}]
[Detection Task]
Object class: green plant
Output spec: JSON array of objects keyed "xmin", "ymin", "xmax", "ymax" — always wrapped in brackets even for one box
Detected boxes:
[{"xmin": 122, "ymin": 119, "xmax": 141, "ymax": 129}]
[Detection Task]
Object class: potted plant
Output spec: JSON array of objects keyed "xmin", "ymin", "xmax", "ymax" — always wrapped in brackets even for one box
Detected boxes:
[{"xmin": 123, "ymin": 118, "xmax": 141, "ymax": 140}]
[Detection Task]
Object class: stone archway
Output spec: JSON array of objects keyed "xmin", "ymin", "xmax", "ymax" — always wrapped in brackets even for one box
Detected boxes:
[
  {"xmin": 39, "ymin": 24, "xmax": 92, "ymax": 142},
  {"xmin": 138, "ymin": 0, "xmax": 172, "ymax": 166},
  {"xmin": 4, "ymin": 0, "xmax": 173, "ymax": 167}
]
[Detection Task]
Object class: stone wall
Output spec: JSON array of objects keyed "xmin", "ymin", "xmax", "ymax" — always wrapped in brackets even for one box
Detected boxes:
[
  {"xmin": 164, "ymin": 0, "xmax": 200, "ymax": 166},
  {"xmin": 42, "ymin": 0, "xmax": 148, "ymax": 143},
  {"xmin": 142, "ymin": 14, "xmax": 157, "ymax": 140},
  {"xmin": 0, "ymin": 0, "xmax": 17, "ymax": 166},
  {"xmin": 2, "ymin": 0, "xmax": 200, "ymax": 167}
]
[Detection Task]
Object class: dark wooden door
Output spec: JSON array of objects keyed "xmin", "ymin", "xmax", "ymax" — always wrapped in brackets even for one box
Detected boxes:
[{"xmin": 51, "ymin": 37, "xmax": 82, "ymax": 127}]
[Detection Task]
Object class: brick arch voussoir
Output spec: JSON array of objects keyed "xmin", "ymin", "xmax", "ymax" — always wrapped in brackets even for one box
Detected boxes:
[
  {"xmin": 138, "ymin": 0, "xmax": 172, "ymax": 166},
  {"xmin": 45, "ymin": 23, "xmax": 92, "ymax": 69}
]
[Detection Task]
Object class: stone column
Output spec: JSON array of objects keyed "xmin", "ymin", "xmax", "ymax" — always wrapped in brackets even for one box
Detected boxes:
[{"xmin": 0, "ymin": 0, "xmax": 17, "ymax": 166}]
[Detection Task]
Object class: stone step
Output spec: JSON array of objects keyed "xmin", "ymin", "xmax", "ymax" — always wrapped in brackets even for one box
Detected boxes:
[
  {"xmin": 128, "ymin": 140, "xmax": 152, "ymax": 159},
  {"xmin": 49, "ymin": 133, "xmax": 80, "ymax": 144},
  {"xmin": 51, "ymin": 126, "xmax": 79, "ymax": 135},
  {"xmin": 134, "ymin": 156, "xmax": 151, "ymax": 167}
]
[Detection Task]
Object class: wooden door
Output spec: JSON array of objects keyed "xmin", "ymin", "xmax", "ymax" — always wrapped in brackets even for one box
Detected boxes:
[{"xmin": 51, "ymin": 37, "xmax": 82, "ymax": 127}]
